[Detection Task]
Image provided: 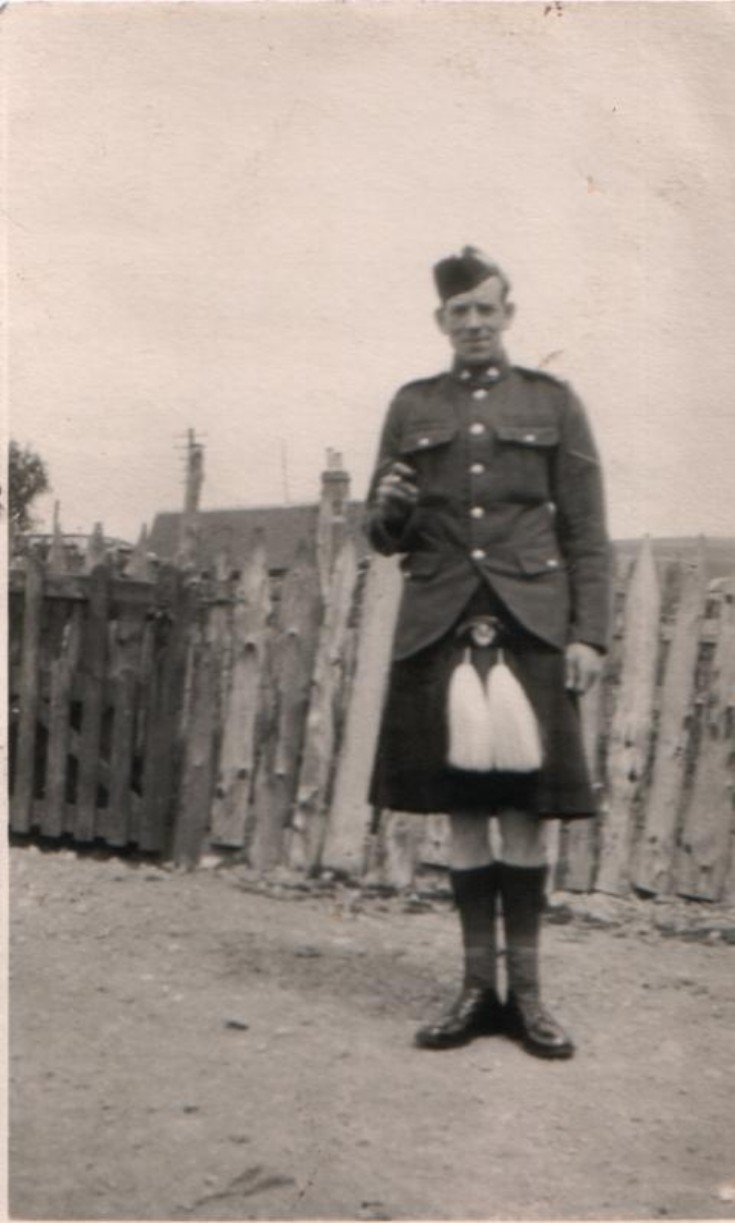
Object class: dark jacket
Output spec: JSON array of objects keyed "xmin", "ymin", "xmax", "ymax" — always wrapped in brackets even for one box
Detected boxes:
[{"xmin": 365, "ymin": 361, "xmax": 612, "ymax": 660}]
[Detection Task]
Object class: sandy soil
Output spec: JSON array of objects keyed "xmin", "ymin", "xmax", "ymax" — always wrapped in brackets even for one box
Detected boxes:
[{"xmin": 8, "ymin": 842, "xmax": 735, "ymax": 1221}]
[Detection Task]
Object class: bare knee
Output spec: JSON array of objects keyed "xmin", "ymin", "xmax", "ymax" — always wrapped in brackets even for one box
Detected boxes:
[
  {"xmin": 498, "ymin": 809, "xmax": 547, "ymax": 867},
  {"xmin": 448, "ymin": 814, "xmax": 493, "ymax": 870}
]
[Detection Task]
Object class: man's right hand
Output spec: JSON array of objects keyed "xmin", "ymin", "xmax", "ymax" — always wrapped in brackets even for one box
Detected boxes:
[{"xmin": 374, "ymin": 462, "xmax": 419, "ymax": 518}]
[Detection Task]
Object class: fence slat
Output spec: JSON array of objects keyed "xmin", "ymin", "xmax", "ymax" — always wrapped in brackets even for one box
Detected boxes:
[
  {"xmin": 42, "ymin": 603, "xmax": 83, "ymax": 837},
  {"xmin": 633, "ymin": 549, "xmax": 707, "ymax": 895},
  {"xmin": 103, "ymin": 605, "xmax": 147, "ymax": 846},
  {"xmin": 172, "ymin": 604, "xmax": 220, "ymax": 868},
  {"xmin": 74, "ymin": 564, "xmax": 111, "ymax": 841},
  {"xmin": 11, "ymin": 557, "xmax": 44, "ymax": 833},
  {"xmin": 250, "ymin": 543, "xmax": 322, "ymax": 872},
  {"xmin": 289, "ymin": 538, "xmax": 359, "ymax": 873},
  {"xmin": 322, "ymin": 555, "xmax": 403, "ymax": 876},
  {"xmin": 596, "ymin": 538, "xmax": 661, "ymax": 895},
  {"xmin": 675, "ymin": 593, "xmax": 735, "ymax": 900},
  {"xmin": 139, "ymin": 570, "xmax": 193, "ymax": 853},
  {"xmin": 210, "ymin": 539, "xmax": 271, "ymax": 848}
]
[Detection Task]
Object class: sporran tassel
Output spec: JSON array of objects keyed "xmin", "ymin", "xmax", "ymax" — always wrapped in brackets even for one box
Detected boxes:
[
  {"xmin": 484, "ymin": 649, "xmax": 543, "ymax": 772},
  {"xmin": 447, "ymin": 648, "xmax": 495, "ymax": 771}
]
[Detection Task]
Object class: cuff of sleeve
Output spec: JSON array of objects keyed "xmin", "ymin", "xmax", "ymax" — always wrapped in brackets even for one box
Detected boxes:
[{"xmin": 570, "ymin": 638, "xmax": 608, "ymax": 656}]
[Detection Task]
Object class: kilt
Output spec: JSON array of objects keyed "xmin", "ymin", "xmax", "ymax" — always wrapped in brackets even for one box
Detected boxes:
[{"xmin": 368, "ymin": 586, "xmax": 597, "ymax": 819}]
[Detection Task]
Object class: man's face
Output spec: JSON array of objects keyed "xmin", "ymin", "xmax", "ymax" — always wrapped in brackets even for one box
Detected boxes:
[{"xmin": 436, "ymin": 276, "xmax": 514, "ymax": 366}]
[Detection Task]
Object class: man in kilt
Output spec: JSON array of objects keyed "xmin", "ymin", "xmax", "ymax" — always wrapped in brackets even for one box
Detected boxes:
[{"xmin": 366, "ymin": 247, "xmax": 611, "ymax": 1058}]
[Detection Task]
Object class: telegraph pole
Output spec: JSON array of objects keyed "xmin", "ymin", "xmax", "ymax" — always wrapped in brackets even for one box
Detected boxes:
[{"xmin": 177, "ymin": 428, "xmax": 205, "ymax": 568}]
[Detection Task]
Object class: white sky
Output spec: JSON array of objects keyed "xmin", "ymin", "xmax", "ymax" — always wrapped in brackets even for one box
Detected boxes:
[{"xmin": 6, "ymin": 1, "xmax": 735, "ymax": 543}]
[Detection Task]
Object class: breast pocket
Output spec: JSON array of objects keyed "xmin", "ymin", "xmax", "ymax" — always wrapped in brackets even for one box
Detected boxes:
[
  {"xmin": 398, "ymin": 421, "xmax": 458, "ymax": 456},
  {"xmin": 493, "ymin": 423, "xmax": 559, "ymax": 501},
  {"xmin": 397, "ymin": 420, "xmax": 458, "ymax": 496}
]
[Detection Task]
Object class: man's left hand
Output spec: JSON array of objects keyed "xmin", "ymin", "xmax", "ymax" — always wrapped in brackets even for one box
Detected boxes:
[{"xmin": 565, "ymin": 642, "xmax": 603, "ymax": 695}]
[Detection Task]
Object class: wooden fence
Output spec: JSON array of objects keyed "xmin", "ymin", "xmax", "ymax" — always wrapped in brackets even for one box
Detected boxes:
[{"xmin": 8, "ymin": 530, "xmax": 735, "ymax": 901}]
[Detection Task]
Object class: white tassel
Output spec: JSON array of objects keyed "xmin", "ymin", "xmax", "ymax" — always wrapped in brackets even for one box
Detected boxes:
[
  {"xmin": 447, "ymin": 649, "xmax": 495, "ymax": 771},
  {"xmin": 484, "ymin": 650, "xmax": 543, "ymax": 772}
]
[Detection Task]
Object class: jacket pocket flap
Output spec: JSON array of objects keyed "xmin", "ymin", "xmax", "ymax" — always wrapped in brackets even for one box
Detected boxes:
[
  {"xmin": 517, "ymin": 549, "xmax": 564, "ymax": 576},
  {"xmin": 496, "ymin": 424, "xmax": 559, "ymax": 447},
  {"xmin": 401, "ymin": 552, "xmax": 441, "ymax": 578},
  {"xmin": 398, "ymin": 422, "xmax": 457, "ymax": 454}
]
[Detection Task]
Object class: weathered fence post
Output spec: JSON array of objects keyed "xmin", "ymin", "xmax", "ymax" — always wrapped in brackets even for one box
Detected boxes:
[
  {"xmin": 322, "ymin": 555, "xmax": 402, "ymax": 877},
  {"xmin": 210, "ymin": 536, "xmax": 271, "ymax": 848},
  {"xmin": 596, "ymin": 538, "xmax": 661, "ymax": 894},
  {"xmin": 675, "ymin": 590, "xmax": 735, "ymax": 900},
  {"xmin": 633, "ymin": 545, "xmax": 707, "ymax": 894},
  {"xmin": 43, "ymin": 602, "xmax": 83, "ymax": 838},
  {"xmin": 139, "ymin": 567, "xmax": 194, "ymax": 853},
  {"xmin": 75, "ymin": 562, "xmax": 111, "ymax": 841},
  {"xmin": 250, "ymin": 542, "xmax": 322, "ymax": 872},
  {"xmin": 103, "ymin": 600, "xmax": 147, "ymax": 847},
  {"xmin": 289, "ymin": 537, "xmax": 359, "ymax": 873},
  {"xmin": 11, "ymin": 555, "xmax": 44, "ymax": 834},
  {"xmin": 172, "ymin": 589, "xmax": 221, "ymax": 868}
]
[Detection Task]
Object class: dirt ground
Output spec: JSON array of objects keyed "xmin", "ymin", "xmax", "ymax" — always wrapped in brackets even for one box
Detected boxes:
[{"xmin": 8, "ymin": 841, "xmax": 735, "ymax": 1222}]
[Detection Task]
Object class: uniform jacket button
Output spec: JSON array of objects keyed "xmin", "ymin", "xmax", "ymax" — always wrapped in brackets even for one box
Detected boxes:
[
  {"xmin": 470, "ymin": 507, "xmax": 485, "ymax": 519},
  {"xmin": 471, "ymin": 548, "xmax": 486, "ymax": 560},
  {"xmin": 469, "ymin": 423, "xmax": 486, "ymax": 436}
]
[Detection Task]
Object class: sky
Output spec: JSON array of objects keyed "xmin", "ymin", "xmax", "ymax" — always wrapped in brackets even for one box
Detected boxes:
[{"xmin": 6, "ymin": 1, "xmax": 735, "ymax": 544}]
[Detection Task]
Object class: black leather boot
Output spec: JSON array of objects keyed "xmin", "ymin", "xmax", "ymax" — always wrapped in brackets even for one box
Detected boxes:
[
  {"xmin": 499, "ymin": 862, "xmax": 575, "ymax": 1060},
  {"xmin": 415, "ymin": 983, "xmax": 506, "ymax": 1049},
  {"xmin": 503, "ymin": 990, "xmax": 574, "ymax": 1059},
  {"xmin": 415, "ymin": 863, "xmax": 505, "ymax": 1050}
]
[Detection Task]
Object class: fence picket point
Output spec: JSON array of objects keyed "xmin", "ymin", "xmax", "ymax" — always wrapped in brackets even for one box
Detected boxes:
[{"xmin": 85, "ymin": 523, "xmax": 107, "ymax": 572}]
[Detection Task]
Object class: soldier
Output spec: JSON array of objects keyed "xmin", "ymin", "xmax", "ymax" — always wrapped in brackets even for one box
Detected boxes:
[{"xmin": 366, "ymin": 247, "xmax": 611, "ymax": 1058}]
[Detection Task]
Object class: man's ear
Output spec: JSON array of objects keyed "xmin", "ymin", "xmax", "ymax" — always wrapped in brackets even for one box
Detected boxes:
[
  {"xmin": 435, "ymin": 306, "xmax": 449, "ymax": 335},
  {"xmin": 502, "ymin": 301, "xmax": 516, "ymax": 329}
]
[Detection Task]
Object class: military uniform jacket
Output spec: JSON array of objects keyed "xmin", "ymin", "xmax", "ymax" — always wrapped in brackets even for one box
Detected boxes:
[{"xmin": 365, "ymin": 361, "xmax": 612, "ymax": 661}]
